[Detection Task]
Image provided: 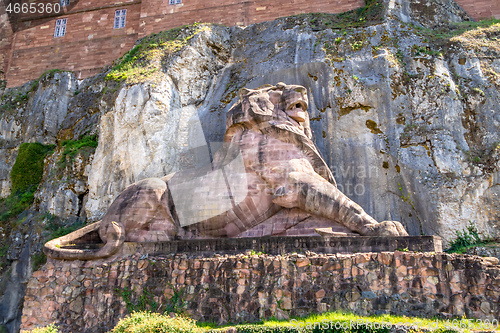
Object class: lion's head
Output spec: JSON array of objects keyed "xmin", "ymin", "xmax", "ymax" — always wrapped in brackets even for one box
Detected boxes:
[
  {"xmin": 224, "ymin": 82, "xmax": 335, "ymax": 185},
  {"xmin": 225, "ymin": 82, "xmax": 312, "ymax": 141}
]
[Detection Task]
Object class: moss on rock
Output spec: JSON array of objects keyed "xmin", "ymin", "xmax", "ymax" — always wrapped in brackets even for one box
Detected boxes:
[{"xmin": 11, "ymin": 143, "xmax": 55, "ymax": 195}]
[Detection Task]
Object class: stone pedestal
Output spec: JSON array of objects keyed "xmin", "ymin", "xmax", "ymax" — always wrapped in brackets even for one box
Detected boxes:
[{"xmin": 116, "ymin": 235, "xmax": 442, "ymax": 257}]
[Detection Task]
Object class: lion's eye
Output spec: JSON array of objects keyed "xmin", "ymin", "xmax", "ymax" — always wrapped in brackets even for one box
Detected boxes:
[{"xmin": 296, "ymin": 103, "xmax": 302, "ymax": 109}]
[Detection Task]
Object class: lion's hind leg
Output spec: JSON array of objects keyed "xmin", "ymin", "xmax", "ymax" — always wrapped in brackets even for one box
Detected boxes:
[{"xmin": 100, "ymin": 177, "xmax": 178, "ymax": 243}]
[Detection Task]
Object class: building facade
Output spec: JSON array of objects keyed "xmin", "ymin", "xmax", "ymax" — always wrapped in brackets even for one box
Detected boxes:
[{"xmin": 1, "ymin": 0, "xmax": 499, "ymax": 88}]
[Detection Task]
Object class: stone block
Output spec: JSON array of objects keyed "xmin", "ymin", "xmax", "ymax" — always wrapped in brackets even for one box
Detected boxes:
[
  {"xmin": 296, "ymin": 258, "xmax": 310, "ymax": 267},
  {"xmin": 315, "ymin": 289, "xmax": 326, "ymax": 298},
  {"xmin": 280, "ymin": 297, "xmax": 292, "ymax": 310}
]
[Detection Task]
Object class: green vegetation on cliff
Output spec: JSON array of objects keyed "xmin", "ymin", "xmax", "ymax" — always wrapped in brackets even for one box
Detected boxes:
[
  {"xmin": 445, "ymin": 223, "xmax": 493, "ymax": 254},
  {"xmin": 57, "ymin": 134, "xmax": 98, "ymax": 169},
  {"xmin": 0, "ymin": 142, "xmax": 55, "ymax": 222},
  {"xmin": 106, "ymin": 23, "xmax": 213, "ymax": 83},
  {"xmin": 11, "ymin": 143, "xmax": 55, "ymax": 195},
  {"xmin": 43, "ymin": 213, "xmax": 86, "ymax": 241},
  {"xmin": 0, "ymin": 142, "xmax": 54, "ymax": 275},
  {"xmin": 0, "ymin": 80, "xmax": 39, "ymax": 114},
  {"xmin": 413, "ymin": 18, "xmax": 500, "ymax": 43}
]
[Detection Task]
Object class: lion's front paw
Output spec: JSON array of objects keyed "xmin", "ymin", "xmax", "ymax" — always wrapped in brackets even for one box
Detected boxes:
[{"xmin": 362, "ymin": 221, "xmax": 409, "ymax": 236}]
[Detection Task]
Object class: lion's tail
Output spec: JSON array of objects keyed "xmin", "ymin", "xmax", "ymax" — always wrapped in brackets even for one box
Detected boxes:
[{"xmin": 43, "ymin": 221, "xmax": 125, "ymax": 260}]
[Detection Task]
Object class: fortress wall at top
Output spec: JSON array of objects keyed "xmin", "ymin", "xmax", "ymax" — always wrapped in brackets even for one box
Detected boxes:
[
  {"xmin": 5, "ymin": 0, "xmax": 364, "ymax": 87},
  {"xmin": 455, "ymin": 0, "xmax": 500, "ymax": 20},
  {"xmin": 3, "ymin": 0, "xmax": 499, "ymax": 88}
]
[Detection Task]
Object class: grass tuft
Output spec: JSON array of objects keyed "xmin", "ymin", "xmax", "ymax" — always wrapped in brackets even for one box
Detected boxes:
[
  {"xmin": 57, "ymin": 134, "xmax": 98, "ymax": 169},
  {"xmin": 111, "ymin": 312, "xmax": 203, "ymax": 333},
  {"xmin": 27, "ymin": 324, "xmax": 59, "ymax": 333},
  {"xmin": 445, "ymin": 222, "xmax": 493, "ymax": 254}
]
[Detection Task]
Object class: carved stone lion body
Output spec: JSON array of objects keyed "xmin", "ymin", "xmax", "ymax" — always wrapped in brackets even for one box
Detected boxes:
[{"xmin": 44, "ymin": 83, "xmax": 408, "ymax": 260}]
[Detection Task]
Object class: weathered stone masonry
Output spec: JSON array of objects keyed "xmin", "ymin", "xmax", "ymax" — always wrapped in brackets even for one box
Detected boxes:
[{"xmin": 21, "ymin": 251, "xmax": 500, "ymax": 333}]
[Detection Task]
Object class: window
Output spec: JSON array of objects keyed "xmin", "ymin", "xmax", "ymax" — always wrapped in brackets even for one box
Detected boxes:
[
  {"xmin": 114, "ymin": 9, "xmax": 127, "ymax": 29},
  {"xmin": 54, "ymin": 18, "xmax": 67, "ymax": 37},
  {"xmin": 60, "ymin": 0, "xmax": 70, "ymax": 7},
  {"xmin": 169, "ymin": 0, "xmax": 181, "ymax": 4}
]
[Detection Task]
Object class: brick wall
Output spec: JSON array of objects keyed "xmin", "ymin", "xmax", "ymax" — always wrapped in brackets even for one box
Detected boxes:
[
  {"xmin": 14, "ymin": 0, "xmax": 140, "ymax": 25},
  {"xmin": 6, "ymin": 0, "xmax": 141, "ymax": 86},
  {"xmin": 4, "ymin": 0, "xmax": 500, "ymax": 88},
  {"xmin": 0, "ymin": 0, "xmax": 16, "ymax": 82},
  {"xmin": 455, "ymin": 0, "xmax": 500, "ymax": 20},
  {"xmin": 138, "ymin": 0, "xmax": 364, "ymax": 37}
]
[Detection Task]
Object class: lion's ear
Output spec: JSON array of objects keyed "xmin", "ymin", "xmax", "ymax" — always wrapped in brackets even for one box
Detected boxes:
[
  {"xmin": 238, "ymin": 88, "xmax": 252, "ymax": 101},
  {"xmin": 275, "ymin": 82, "xmax": 286, "ymax": 90}
]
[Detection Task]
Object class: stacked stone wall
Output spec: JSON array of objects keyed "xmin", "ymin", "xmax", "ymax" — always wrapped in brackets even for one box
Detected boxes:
[{"xmin": 20, "ymin": 251, "xmax": 500, "ymax": 333}]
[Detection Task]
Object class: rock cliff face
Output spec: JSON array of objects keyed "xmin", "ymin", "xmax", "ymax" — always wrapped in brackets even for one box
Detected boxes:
[
  {"xmin": 0, "ymin": 0, "xmax": 499, "ymax": 331},
  {"xmin": 77, "ymin": 0, "xmax": 499, "ymax": 242}
]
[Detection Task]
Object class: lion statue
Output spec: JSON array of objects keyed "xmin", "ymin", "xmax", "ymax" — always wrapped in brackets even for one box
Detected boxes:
[{"xmin": 44, "ymin": 82, "xmax": 408, "ymax": 260}]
